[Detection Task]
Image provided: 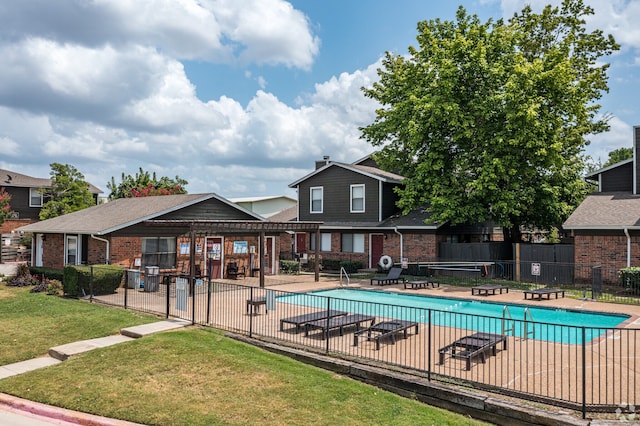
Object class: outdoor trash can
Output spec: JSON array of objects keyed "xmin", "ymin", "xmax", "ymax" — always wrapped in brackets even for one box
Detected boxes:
[
  {"xmin": 127, "ymin": 269, "xmax": 141, "ymax": 289},
  {"xmin": 144, "ymin": 266, "xmax": 160, "ymax": 292}
]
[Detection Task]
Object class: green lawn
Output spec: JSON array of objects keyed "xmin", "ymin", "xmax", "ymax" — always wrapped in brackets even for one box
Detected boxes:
[
  {"xmin": 0, "ymin": 284, "xmax": 488, "ymax": 425},
  {"xmin": 0, "ymin": 285, "xmax": 158, "ymax": 364}
]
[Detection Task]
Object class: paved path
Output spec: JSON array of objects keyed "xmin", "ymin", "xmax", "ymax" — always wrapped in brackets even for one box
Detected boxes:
[{"xmin": 0, "ymin": 319, "xmax": 190, "ymax": 425}]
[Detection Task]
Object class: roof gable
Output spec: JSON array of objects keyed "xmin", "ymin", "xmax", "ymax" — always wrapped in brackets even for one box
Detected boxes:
[
  {"xmin": 563, "ymin": 192, "xmax": 640, "ymax": 229},
  {"xmin": 17, "ymin": 193, "xmax": 264, "ymax": 235},
  {"xmin": 0, "ymin": 168, "xmax": 102, "ymax": 194},
  {"xmin": 289, "ymin": 162, "xmax": 403, "ymax": 188}
]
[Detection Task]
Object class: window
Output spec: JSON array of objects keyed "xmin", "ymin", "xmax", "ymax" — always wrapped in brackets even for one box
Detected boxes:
[
  {"xmin": 310, "ymin": 233, "xmax": 332, "ymax": 251},
  {"xmin": 341, "ymin": 233, "xmax": 365, "ymax": 253},
  {"xmin": 350, "ymin": 184, "xmax": 365, "ymax": 213},
  {"xmin": 66, "ymin": 235, "xmax": 78, "ymax": 265},
  {"xmin": 310, "ymin": 186, "xmax": 323, "ymax": 213},
  {"xmin": 142, "ymin": 237, "xmax": 176, "ymax": 269},
  {"xmin": 30, "ymin": 188, "xmax": 43, "ymax": 207}
]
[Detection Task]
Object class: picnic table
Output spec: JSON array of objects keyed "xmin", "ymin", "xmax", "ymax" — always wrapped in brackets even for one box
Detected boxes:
[{"xmin": 439, "ymin": 332, "xmax": 507, "ymax": 370}]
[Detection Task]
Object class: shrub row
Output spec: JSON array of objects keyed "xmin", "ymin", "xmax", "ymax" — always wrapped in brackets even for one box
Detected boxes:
[
  {"xmin": 322, "ymin": 259, "xmax": 363, "ymax": 274},
  {"xmin": 63, "ymin": 265, "xmax": 125, "ymax": 296}
]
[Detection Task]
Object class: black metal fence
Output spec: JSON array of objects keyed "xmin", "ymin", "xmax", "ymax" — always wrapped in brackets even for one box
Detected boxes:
[{"xmin": 92, "ymin": 278, "xmax": 639, "ymax": 418}]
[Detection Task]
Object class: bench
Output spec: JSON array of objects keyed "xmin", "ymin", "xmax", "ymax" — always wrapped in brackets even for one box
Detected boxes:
[
  {"xmin": 523, "ymin": 288, "xmax": 565, "ymax": 300},
  {"xmin": 439, "ymin": 332, "xmax": 507, "ymax": 370},
  {"xmin": 471, "ymin": 284, "xmax": 508, "ymax": 296},
  {"xmin": 404, "ymin": 280, "xmax": 439, "ymax": 290}
]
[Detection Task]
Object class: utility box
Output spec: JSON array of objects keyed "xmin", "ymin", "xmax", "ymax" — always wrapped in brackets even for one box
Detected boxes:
[{"xmin": 144, "ymin": 266, "xmax": 160, "ymax": 292}]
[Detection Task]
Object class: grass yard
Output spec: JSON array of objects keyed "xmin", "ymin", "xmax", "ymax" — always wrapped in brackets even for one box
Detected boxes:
[
  {"xmin": 0, "ymin": 328, "xmax": 488, "ymax": 426},
  {"xmin": 0, "ymin": 284, "xmax": 158, "ymax": 364}
]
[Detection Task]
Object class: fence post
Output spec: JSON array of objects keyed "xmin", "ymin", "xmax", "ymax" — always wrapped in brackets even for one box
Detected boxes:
[
  {"xmin": 325, "ymin": 296, "xmax": 331, "ymax": 354},
  {"xmin": 427, "ymin": 308, "xmax": 432, "ymax": 381},
  {"xmin": 164, "ymin": 275, "xmax": 170, "ymax": 319},
  {"xmin": 191, "ymin": 277, "xmax": 196, "ymax": 325},
  {"xmin": 581, "ymin": 326, "xmax": 586, "ymax": 419},
  {"xmin": 89, "ymin": 265, "xmax": 94, "ymax": 303},
  {"xmin": 249, "ymin": 287, "xmax": 254, "ymax": 338}
]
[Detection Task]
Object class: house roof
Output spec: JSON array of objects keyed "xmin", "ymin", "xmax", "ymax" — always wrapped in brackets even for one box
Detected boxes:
[
  {"xmin": 563, "ymin": 192, "xmax": 640, "ymax": 230},
  {"xmin": 584, "ymin": 159, "xmax": 633, "ymax": 181},
  {"xmin": 268, "ymin": 205, "xmax": 297, "ymax": 222},
  {"xmin": 379, "ymin": 205, "xmax": 441, "ymax": 229},
  {"xmin": 16, "ymin": 193, "xmax": 264, "ymax": 235},
  {"xmin": 229, "ymin": 195, "xmax": 296, "ymax": 203},
  {"xmin": 0, "ymin": 168, "xmax": 103, "ymax": 194},
  {"xmin": 288, "ymin": 162, "xmax": 404, "ymax": 187}
]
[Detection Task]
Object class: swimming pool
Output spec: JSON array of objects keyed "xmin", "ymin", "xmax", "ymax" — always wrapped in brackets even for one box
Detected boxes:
[{"xmin": 277, "ymin": 288, "xmax": 630, "ymax": 344}]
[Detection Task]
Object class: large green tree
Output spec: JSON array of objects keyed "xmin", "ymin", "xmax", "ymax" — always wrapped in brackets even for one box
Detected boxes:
[
  {"xmin": 107, "ymin": 168, "xmax": 188, "ymax": 200},
  {"xmin": 39, "ymin": 163, "xmax": 95, "ymax": 220},
  {"xmin": 602, "ymin": 147, "xmax": 632, "ymax": 168},
  {"xmin": 361, "ymin": 0, "xmax": 618, "ymax": 242}
]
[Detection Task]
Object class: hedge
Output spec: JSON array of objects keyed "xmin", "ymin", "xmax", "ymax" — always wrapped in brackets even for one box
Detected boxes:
[
  {"xmin": 619, "ymin": 266, "xmax": 640, "ymax": 292},
  {"xmin": 29, "ymin": 266, "xmax": 65, "ymax": 282},
  {"xmin": 63, "ymin": 265, "xmax": 125, "ymax": 297}
]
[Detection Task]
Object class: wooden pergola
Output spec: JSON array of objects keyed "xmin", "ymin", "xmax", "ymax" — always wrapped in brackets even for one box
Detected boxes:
[{"xmin": 144, "ymin": 220, "xmax": 323, "ymax": 287}]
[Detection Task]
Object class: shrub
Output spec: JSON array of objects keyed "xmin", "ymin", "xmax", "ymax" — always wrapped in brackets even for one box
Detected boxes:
[
  {"xmin": 322, "ymin": 259, "xmax": 341, "ymax": 271},
  {"xmin": 63, "ymin": 265, "xmax": 124, "ymax": 297},
  {"xmin": 619, "ymin": 267, "xmax": 640, "ymax": 292},
  {"xmin": 29, "ymin": 267, "xmax": 65, "ymax": 282},
  {"xmin": 7, "ymin": 263, "xmax": 34, "ymax": 287},
  {"xmin": 339, "ymin": 260, "xmax": 363, "ymax": 274},
  {"xmin": 280, "ymin": 260, "xmax": 300, "ymax": 275}
]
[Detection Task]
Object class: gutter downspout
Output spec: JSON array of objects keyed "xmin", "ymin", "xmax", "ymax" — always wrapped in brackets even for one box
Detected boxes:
[
  {"xmin": 394, "ymin": 227, "xmax": 403, "ymax": 261},
  {"xmin": 624, "ymin": 228, "xmax": 631, "ymax": 268},
  {"xmin": 91, "ymin": 234, "xmax": 110, "ymax": 264}
]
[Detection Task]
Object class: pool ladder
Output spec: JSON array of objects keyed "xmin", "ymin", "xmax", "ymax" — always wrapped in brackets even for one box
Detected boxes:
[
  {"xmin": 502, "ymin": 306, "xmax": 535, "ymax": 340},
  {"xmin": 339, "ymin": 267, "xmax": 350, "ymax": 287}
]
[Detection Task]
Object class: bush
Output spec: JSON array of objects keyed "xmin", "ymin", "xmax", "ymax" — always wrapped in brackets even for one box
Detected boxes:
[
  {"xmin": 280, "ymin": 260, "xmax": 300, "ymax": 275},
  {"xmin": 7, "ymin": 264, "xmax": 35, "ymax": 287},
  {"xmin": 339, "ymin": 260, "xmax": 363, "ymax": 274},
  {"xmin": 63, "ymin": 265, "xmax": 125, "ymax": 297},
  {"xmin": 322, "ymin": 259, "xmax": 341, "ymax": 271},
  {"xmin": 619, "ymin": 267, "xmax": 640, "ymax": 292},
  {"xmin": 30, "ymin": 267, "xmax": 65, "ymax": 282}
]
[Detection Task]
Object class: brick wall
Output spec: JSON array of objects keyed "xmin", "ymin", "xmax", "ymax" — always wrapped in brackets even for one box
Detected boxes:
[
  {"xmin": 0, "ymin": 219, "xmax": 36, "ymax": 234},
  {"xmin": 110, "ymin": 236, "xmax": 143, "ymax": 269},
  {"xmin": 42, "ymin": 233, "xmax": 64, "ymax": 269},
  {"xmin": 573, "ymin": 231, "xmax": 640, "ymax": 281}
]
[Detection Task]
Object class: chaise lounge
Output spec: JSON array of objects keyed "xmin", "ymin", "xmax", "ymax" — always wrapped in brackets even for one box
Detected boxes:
[
  {"xmin": 370, "ymin": 267, "xmax": 406, "ymax": 286},
  {"xmin": 353, "ymin": 320, "xmax": 419, "ymax": 350},
  {"xmin": 304, "ymin": 314, "xmax": 376, "ymax": 339},
  {"xmin": 523, "ymin": 288, "xmax": 565, "ymax": 300},
  {"xmin": 280, "ymin": 310, "xmax": 347, "ymax": 333},
  {"xmin": 439, "ymin": 332, "xmax": 507, "ymax": 370}
]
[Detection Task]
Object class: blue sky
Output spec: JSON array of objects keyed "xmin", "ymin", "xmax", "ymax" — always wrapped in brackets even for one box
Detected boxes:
[{"xmin": 0, "ymin": 0, "xmax": 638, "ymax": 200}]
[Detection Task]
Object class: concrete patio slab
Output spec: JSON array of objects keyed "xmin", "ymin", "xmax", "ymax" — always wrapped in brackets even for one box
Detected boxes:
[
  {"xmin": 48, "ymin": 335, "xmax": 135, "ymax": 361},
  {"xmin": 120, "ymin": 318, "xmax": 191, "ymax": 338}
]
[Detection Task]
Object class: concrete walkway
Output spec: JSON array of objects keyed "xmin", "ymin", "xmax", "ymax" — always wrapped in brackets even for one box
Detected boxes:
[{"xmin": 0, "ymin": 319, "xmax": 191, "ymax": 425}]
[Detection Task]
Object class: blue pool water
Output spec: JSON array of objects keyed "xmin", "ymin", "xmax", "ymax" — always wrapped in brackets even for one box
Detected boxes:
[{"xmin": 277, "ymin": 288, "xmax": 630, "ymax": 344}]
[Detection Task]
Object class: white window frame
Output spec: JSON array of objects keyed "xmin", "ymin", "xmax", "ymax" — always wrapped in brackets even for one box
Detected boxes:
[
  {"xmin": 341, "ymin": 233, "xmax": 365, "ymax": 253},
  {"xmin": 310, "ymin": 186, "xmax": 323, "ymax": 213},
  {"xmin": 310, "ymin": 233, "xmax": 332, "ymax": 252},
  {"xmin": 350, "ymin": 184, "xmax": 365, "ymax": 213},
  {"xmin": 65, "ymin": 235, "xmax": 79, "ymax": 265},
  {"xmin": 29, "ymin": 188, "xmax": 43, "ymax": 207}
]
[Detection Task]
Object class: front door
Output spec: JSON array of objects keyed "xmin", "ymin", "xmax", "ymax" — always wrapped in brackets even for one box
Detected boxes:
[
  {"xmin": 370, "ymin": 234, "xmax": 384, "ymax": 268},
  {"xmin": 206, "ymin": 237, "xmax": 223, "ymax": 279},
  {"xmin": 295, "ymin": 233, "xmax": 306, "ymax": 255},
  {"xmin": 35, "ymin": 234, "xmax": 44, "ymax": 267}
]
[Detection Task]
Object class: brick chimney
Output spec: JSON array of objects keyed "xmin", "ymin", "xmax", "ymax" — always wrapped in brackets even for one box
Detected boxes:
[{"xmin": 315, "ymin": 155, "xmax": 330, "ymax": 170}]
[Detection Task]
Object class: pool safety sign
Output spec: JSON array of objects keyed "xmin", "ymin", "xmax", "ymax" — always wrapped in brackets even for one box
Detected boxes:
[{"xmin": 531, "ymin": 263, "xmax": 541, "ymax": 276}]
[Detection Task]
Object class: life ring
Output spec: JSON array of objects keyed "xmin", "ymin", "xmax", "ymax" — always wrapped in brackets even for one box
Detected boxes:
[{"xmin": 379, "ymin": 255, "xmax": 393, "ymax": 270}]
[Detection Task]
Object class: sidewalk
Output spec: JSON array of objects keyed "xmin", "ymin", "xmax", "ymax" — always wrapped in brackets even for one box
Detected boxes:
[{"xmin": 0, "ymin": 319, "xmax": 191, "ymax": 425}]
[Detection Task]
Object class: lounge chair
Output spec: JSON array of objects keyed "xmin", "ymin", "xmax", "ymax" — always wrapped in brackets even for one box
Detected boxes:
[
  {"xmin": 438, "ymin": 332, "xmax": 507, "ymax": 370},
  {"xmin": 304, "ymin": 314, "xmax": 376, "ymax": 340},
  {"xmin": 471, "ymin": 284, "xmax": 508, "ymax": 296},
  {"xmin": 279, "ymin": 310, "xmax": 347, "ymax": 333},
  {"xmin": 523, "ymin": 288, "xmax": 565, "ymax": 300},
  {"xmin": 353, "ymin": 320, "xmax": 419, "ymax": 350},
  {"xmin": 370, "ymin": 267, "xmax": 406, "ymax": 286}
]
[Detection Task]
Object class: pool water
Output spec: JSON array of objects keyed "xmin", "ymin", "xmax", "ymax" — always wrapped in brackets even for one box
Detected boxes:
[{"xmin": 277, "ymin": 288, "xmax": 630, "ymax": 344}]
